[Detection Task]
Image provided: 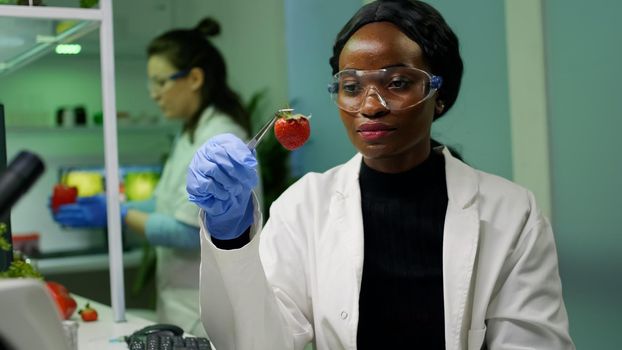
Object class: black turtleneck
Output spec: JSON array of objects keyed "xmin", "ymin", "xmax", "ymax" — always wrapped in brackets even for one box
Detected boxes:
[{"xmin": 356, "ymin": 151, "xmax": 448, "ymax": 349}]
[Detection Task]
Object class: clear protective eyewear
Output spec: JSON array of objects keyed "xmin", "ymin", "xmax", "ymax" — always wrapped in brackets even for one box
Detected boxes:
[
  {"xmin": 147, "ymin": 69, "xmax": 190, "ymax": 94},
  {"xmin": 327, "ymin": 66, "xmax": 443, "ymax": 113}
]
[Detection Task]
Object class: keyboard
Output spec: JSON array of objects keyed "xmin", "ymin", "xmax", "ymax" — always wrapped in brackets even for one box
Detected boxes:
[
  {"xmin": 125, "ymin": 323, "xmax": 212, "ymax": 350},
  {"xmin": 126, "ymin": 333, "xmax": 212, "ymax": 350}
]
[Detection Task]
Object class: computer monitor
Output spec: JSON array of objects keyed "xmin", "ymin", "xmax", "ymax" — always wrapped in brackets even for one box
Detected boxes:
[
  {"xmin": 0, "ymin": 279, "xmax": 71, "ymax": 350},
  {"xmin": 58, "ymin": 165, "xmax": 162, "ymax": 201}
]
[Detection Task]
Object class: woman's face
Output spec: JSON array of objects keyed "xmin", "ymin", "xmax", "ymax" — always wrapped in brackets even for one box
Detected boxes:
[
  {"xmin": 338, "ymin": 22, "xmax": 441, "ymax": 173},
  {"xmin": 147, "ymin": 54, "xmax": 201, "ymax": 121}
]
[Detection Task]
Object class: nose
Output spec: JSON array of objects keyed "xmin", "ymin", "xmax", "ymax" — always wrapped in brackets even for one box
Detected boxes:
[
  {"xmin": 360, "ymin": 87, "xmax": 389, "ymax": 119},
  {"xmin": 149, "ymin": 89, "xmax": 160, "ymax": 101}
]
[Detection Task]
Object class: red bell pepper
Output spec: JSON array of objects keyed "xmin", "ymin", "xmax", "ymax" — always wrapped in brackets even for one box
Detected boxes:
[
  {"xmin": 51, "ymin": 184, "xmax": 78, "ymax": 213},
  {"xmin": 45, "ymin": 281, "xmax": 77, "ymax": 320}
]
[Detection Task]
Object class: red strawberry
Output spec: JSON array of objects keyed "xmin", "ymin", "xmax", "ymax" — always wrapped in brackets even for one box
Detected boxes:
[
  {"xmin": 78, "ymin": 303, "xmax": 98, "ymax": 322},
  {"xmin": 273, "ymin": 112, "xmax": 310, "ymax": 150}
]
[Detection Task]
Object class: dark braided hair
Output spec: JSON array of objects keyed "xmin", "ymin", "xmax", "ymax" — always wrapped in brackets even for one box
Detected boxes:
[{"xmin": 329, "ymin": 0, "xmax": 463, "ymax": 119}]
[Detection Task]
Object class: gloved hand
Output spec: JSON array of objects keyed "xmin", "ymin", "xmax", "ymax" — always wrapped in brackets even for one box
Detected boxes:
[
  {"xmin": 52, "ymin": 195, "xmax": 128, "ymax": 228},
  {"xmin": 187, "ymin": 133, "xmax": 258, "ymax": 240}
]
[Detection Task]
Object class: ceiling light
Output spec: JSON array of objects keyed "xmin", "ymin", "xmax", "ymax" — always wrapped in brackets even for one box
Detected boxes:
[{"xmin": 55, "ymin": 44, "xmax": 82, "ymax": 55}]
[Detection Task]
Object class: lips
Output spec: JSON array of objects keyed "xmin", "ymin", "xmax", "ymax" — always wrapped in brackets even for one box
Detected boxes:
[
  {"xmin": 357, "ymin": 122, "xmax": 393, "ymax": 132},
  {"xmin": 357, "ymin": 122, "xmax": 395, "ymax": 141}
]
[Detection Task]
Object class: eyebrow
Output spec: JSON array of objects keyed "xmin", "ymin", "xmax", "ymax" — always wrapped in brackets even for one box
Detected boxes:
[{"xmin": 340, "ymin": 63, "xmax": 414, "ymax": 70}]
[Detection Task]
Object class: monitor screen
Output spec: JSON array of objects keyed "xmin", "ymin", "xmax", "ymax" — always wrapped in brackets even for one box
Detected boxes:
[
  {"xmin": 0, "ymin": 279, "xmax": 71, "ymax": 350},
  {"xmin": 58, "ymin": 165, "xmax": 162, "ymax": 202}
]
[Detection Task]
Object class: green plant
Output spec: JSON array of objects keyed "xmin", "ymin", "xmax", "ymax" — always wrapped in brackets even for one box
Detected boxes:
[
  {"xmin": 0, "ymin": 224, "xmax": 10, "ymax": 252},
  {"xmin": 0, "ymin": 223, "xmax": 42, "ymax": 279},
  {"xmin": 0, "ymin": 259, "xmax": 42, "ymax": 279},
  {"xmin": 247, "ymin": 91, "xmax": 298, "ymax": 221},
  {"xmin": 79, "ymin": 0, "xmax": 98, "ymax": 8},
  {"xmin": 16, "ymin": 0, "xmax": 44, "ymax": 5},
  {"xmin": 130, "ymin": 240, "xmax": 157, "ymax": 307}
]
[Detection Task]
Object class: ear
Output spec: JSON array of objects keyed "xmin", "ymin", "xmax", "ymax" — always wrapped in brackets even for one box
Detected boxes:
[
  {"xmin": 435, "ymin": 98, "xmax": 445, "ymax": 115},
  {"xmin": 188, "ymin": 67, "xmax": 204, "ymax": 92}
]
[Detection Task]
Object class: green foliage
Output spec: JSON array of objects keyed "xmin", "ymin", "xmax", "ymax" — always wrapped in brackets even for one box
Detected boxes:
[
  {"xmin": 247, "ymin": 91, "xmax": 297, "ymax": 221},
  {"xmin": 0, "ymin": 223, "xmax": 9, "ymax": 252},
  {"xmin": 0, "ymin": 223, "xmax": 43, "ymax": 279},
  {"xmin": 256, "ymin": 130, "xmax": 294, "ymax": 219},
  {"xmin": 130, "ymin": 241, "xmax": 157, "ymax": 308},
  {"xmin": 79, "ymin": 0, "xmax": 98, "ymax": 8},
  {"xmin": 16, "ymin": 0, "xmax": 43, "ymax": 4},
  {"xmin": 0, "ymin": 259, "xmax": 43, "ymax": 279},
  {"xmin": 0, "ymin": 238, "xmax": 9, "ymax": 252}
]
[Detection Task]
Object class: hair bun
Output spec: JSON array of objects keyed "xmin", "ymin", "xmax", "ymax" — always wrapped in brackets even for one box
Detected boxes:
[{"xmin": 195, "ymin": 17, "xmax": 221, "ymax": 37}]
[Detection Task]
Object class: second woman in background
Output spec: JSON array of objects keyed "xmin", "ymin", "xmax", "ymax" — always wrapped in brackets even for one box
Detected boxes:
[
  {"xmin": 54, "ymin": 17, "xmax": 251, "ymax": 336},
  {"xmin": 139, "ymin": 16, "xmax": 251, "ymax": 336}
]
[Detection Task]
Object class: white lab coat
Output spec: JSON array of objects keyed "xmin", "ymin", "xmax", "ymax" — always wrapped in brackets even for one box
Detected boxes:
[
  {"xmin": 153, "ymin": 106, "xmax": 247, "ymax": 336},
  {"xmin": 198, "ymin": 147, "xmax": 574, "ymax": 350}
]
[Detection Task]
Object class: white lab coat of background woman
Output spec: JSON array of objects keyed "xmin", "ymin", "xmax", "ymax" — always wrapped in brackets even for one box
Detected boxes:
[
  {"xmin": 198, "ymin": 148, "xmax": 574, "ymax": 350},
  {"xmin": 155, "ymin": 106, "xmax": 246, "ymax": 335}
]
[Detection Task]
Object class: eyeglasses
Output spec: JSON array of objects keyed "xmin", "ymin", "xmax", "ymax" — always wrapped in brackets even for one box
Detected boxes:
[
  {"xmin": 327, "ymin": 67, "xmax": 443, "ymax": 113},
  {"xmin": 147, "ymin": 69, "xmax": 190, "ymax": 94}
]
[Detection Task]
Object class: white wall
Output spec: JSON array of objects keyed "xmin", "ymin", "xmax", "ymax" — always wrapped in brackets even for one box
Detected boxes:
[
  {"xmin": 544, "ymin": 0, "xmax": 622, "ymax": 347},
  {"xmin": 283, "ymin": 0, "xmax": 361, "ymax": 175},
  {"xmin": 168, "ymin": 0, "xmax": 288, "ymax": 128}
]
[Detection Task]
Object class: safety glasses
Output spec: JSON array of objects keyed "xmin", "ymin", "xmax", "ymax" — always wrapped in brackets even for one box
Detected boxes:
[
  {"xmin": 147, "ymin": 69, "xmax": 190, "ymax": 94},
  {"xmin": 328, "ymin": 66, "xmax": 442, "ymax": 112}
]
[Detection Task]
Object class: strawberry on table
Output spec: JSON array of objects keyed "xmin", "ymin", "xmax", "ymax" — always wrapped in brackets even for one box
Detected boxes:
[
  {"xmin": 78, "ymin": 303, "xmax": 98, "ymax": 322},
  {"xmin": 274, "ymin": 110, "xmax": 310, "ymax": 151}
]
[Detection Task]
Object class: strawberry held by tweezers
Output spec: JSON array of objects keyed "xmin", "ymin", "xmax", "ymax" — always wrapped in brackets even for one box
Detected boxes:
[{"xmin": 273, "ymin": 110, "xmax": 311, "ymax": 151}]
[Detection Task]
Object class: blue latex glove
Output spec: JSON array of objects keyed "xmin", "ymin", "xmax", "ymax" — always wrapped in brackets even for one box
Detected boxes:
[
  {"xmin": 53, "ymin": 195, "xmax": 128, "ymax": 228},
  {"xmin": 187, "ymin": 133, "xmax": 258, "ymax": 240}
]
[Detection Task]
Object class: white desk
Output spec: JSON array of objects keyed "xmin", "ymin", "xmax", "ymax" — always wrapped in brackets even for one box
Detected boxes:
[
  {"xmin": 72, "ymin": 295, "xmax": 153, "ymax": 349},
  {"xmin": 70, "ymin": 295, "xmax": 214, "ymax": 349}
]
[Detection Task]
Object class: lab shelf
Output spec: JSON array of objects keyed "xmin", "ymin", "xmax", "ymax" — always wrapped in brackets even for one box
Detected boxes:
[
  {"xmin": 35, "ymin": 247, "xmax": 142, "ymax": 275},
  {"xmin": 0, "ymin": 0, "xmax": 127, "ymax": 322},
  {"xmin": 6, "ymin": 124, "xmax": 177, "ymax": 133},
  {"xmin": 0, "ymin": 15, "xmax": 98, "ymax": 76}
]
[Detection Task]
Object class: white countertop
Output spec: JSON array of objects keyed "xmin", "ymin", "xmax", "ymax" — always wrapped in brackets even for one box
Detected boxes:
[
  {"xmin": 71, "ymin": 295, "xmax": 213, "ymax": 350},
  {"xmin": 0, "ymin": 281, "xmax": 213, "ymax": 350},
  {"xmin": 72, "ymin": 295, "xmax": 153, "ymax": 349}
]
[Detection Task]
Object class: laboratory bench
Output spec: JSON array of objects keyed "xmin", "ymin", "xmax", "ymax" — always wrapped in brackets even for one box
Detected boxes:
[
  {"xmin": 71, "ymin": 295, "xmax": 212, "ymax": 350},
  {"xmin": 32, "ymin": 247, "xmax": 157, "ymax": 311},
  {"xmin": 72, "ymin": 295, "xmax": 153, "ymax": 349}
]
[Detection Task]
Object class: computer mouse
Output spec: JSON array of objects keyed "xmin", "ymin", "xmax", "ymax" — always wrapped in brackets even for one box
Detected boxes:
[{"xmin": 131, "ymin": 323, "xmax": 184, "ymax": 337}]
